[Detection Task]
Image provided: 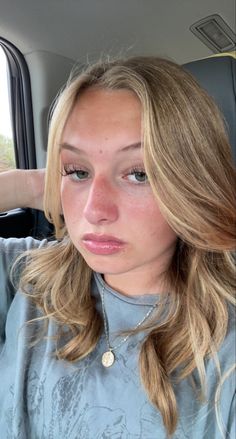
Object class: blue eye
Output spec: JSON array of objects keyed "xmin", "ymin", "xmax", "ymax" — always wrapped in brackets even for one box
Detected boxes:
[
  {"xmin": 73, "ymin": 170, "xmax": 89, "ymax": 180},
  {"xmin": 127, "ymin": 169, "xmax": 148, "ymax": 184},
  {"xmin": 61, "ymin": 166, "xmax": 89, "ymax": 181}
]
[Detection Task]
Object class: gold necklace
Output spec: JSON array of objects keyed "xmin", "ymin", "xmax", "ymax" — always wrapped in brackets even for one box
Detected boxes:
[{"xmin": 100, "ymin": 285, "xmax": 158, "ymax": 367}]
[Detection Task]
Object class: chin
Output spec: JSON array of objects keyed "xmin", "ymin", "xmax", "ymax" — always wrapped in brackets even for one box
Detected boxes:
[
  {"xmin": 81, "ymin": 254, "xmax": 128, "ymax": 275},
  {"xmin": 77, "ymin": 245, "xmax": 128, "ymax": 273}
]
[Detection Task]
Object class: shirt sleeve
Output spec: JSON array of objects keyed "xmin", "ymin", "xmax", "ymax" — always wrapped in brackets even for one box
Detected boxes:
[
  {"xmin": 0, "ymin": 237, "xmax": 47, "ymax": 350},
  {"xmin": 227, "ymin": 391, "xmax": 236, "ymax": 439},
  {"xmin": 218, "ymin": 312, "xmax": 236, "ymax": 439}
]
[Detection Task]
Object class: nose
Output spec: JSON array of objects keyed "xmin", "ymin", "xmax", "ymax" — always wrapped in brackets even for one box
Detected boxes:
[{"xmin": 83, "ymin": 176, "xmax": 119, "ymax": 225}]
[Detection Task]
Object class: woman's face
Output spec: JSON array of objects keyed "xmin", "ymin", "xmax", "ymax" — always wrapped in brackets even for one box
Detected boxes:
[{"xmin": 60, "ymin": 88, "xmax": 177, "ymax": 294}]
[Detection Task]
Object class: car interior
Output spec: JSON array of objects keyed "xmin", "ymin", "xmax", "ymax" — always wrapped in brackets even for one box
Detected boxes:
[{"xmin": 0, "ymin": 0, "xmax": 235, "ymax": 239}]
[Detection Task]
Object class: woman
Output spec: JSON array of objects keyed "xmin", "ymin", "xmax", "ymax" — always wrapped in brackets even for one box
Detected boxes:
[{"xmin": 0, "ymin": 56, "xmax": 235, "ymax": 439}]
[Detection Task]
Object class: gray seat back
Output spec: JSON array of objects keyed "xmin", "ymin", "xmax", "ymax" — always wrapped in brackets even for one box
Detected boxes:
[{"xmin": 183, "ymin": 56, "xmax": 236, "ymax": 162}]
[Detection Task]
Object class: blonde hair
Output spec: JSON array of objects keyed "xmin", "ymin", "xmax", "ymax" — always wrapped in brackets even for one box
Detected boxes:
[{"xmin": 19, "ymin": 57, "xmax": 236, "ymax": 436}]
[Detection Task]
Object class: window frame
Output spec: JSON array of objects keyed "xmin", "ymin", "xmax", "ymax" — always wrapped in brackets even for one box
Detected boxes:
[{"xmin": 0, "ymin": 37, "xmax": 36, "ymax": 169}]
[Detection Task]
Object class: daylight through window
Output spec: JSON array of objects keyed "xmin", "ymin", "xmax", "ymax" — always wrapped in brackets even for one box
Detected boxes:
[{"xmin": 0, "ymin": 46, "xmax": 15, "ymax": 172}]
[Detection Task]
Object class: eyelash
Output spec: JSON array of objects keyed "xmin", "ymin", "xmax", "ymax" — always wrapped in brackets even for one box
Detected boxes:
[{"xmin": 61, "ymin": 164, "xmax": 148, "ymax": 184}]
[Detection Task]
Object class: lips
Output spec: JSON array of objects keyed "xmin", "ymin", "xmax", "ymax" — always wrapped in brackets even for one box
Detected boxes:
[{"xmin": 81, "ymin": 233, "xmax": 125, "ymax": 255}]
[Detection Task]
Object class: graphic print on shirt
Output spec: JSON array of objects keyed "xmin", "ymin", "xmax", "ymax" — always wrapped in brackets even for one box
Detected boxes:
[
  {"xmin": 47, "ymin": 346, "xmax": 140, "ymax": 438},
  {"xmin": 3, "ymin": 329, "xmax": 189, "ymax": 439}
]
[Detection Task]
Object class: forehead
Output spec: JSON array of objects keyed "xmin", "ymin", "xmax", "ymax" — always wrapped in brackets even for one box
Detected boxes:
[
  {"xmin": 69, "ymin": 87, "xmax": 141, "ymax": 126},
  {"xmin": 61, "ymin": 88, "xmax": 142, "ymax": 154}
]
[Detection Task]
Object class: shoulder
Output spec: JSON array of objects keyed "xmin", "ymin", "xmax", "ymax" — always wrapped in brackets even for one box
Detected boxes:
[
  {"xmin": 207, "ymin": 307, "xmax": 236, "ymax": 434},
  {"xmin": 0, "ymin": 235, "xmax": 48, "ymax": 251},
  {"xmin": 204, "ymin": 306, "xmax": 236, "ymax": 386},
  {"xmin": 0, "ymin": 236, "xmax": 48, "ymax": 253},
  {"xmin": 0, "ymin": 236, "xmax": 48, "ymax": 273},
  {"xmin": 0, "ymin": 236, "xmax": 49, "ymax": 287},
  {"xmin": 0, "ymin": 237, "xmax": 53, "ymax": 344},
  {"xmin": 218, "ymin": 305, "xmax": 236, "ymax": 370}
]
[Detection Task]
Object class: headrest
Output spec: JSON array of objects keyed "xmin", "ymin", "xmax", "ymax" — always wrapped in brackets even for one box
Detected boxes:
[{"xmin": 183, "ymin": 55, "xmax": 236, "ymax": 162}]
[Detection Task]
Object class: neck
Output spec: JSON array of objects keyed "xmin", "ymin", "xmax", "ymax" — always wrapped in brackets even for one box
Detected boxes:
[{"xmin": 104, "ymin": 269, "xmax": 169, "ymax": 297}]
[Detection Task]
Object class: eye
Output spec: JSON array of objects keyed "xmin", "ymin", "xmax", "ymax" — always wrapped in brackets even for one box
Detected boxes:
[
  {"xmin": 126, "ymin": 168, "xmax": 148, "ymax": 184},
  {"xmin": 61, "ymin": 165, "xmax": 89, "ymax": 181}
]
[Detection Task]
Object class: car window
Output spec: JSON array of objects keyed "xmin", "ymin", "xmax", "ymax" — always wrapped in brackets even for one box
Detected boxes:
[{"xmin": 0, "ymin": 46, "xmax": 15, "ymax": 172}]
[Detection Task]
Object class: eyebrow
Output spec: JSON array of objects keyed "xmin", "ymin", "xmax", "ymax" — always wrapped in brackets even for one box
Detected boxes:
[{"xmin": 59, "ymin": 142, "xmax": 141, "ymax": 154}]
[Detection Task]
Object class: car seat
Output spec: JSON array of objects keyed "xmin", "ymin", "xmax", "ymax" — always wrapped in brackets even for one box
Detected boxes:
[{"xmin": 183, "ymin": 54, "xmax": 236, "ymax": 163}]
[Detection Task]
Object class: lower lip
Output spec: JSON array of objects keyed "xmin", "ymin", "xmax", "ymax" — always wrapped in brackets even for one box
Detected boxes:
[{"xmin": 82, "ymin": 240, "xmax": 125, "ymax": 255}]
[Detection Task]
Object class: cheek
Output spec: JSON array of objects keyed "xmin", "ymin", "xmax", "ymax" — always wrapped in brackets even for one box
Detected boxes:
[
  {"xmin": 60, "ymin": 183, "xmax": 83, "ymax": 221},
  {"xmin": 60, "ymin": 182, "xmax": 70, "ymax": 212},
  {"xmin": 126, "ymin": 196, "xmax": 161, "ymax": 225},
  {"xmin": 130, "ymin": 198, "xmax": 176, "ymax": 241}
]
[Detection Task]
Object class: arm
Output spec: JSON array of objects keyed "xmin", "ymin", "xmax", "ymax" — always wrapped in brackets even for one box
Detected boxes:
[{"xmin": 0, "ymin": 169, "xmax": 45, "ymax": 212}]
